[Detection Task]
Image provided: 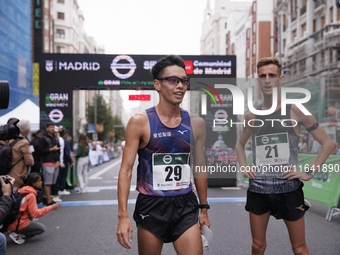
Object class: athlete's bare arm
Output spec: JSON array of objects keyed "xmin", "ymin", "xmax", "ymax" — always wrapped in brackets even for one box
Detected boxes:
[
  {"xmin": 191, "ymin": 114, "xmax": 210, "ymax": 229},
  {"xmin": 235, "ymin": 112, "xmax": 256, "ymax": 179},
  {"xmin": 117, "ymin": 112, "xmax": 149, "ymax": 249},
  {"xmin": 282, "ymin": 105, "xmax": 335, "ymax": 181}
]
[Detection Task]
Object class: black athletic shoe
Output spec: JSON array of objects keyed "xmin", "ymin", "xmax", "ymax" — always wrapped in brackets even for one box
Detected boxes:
[{"xmin": 46, "ymin": 201, "xmax": 56, "ymax": 206}]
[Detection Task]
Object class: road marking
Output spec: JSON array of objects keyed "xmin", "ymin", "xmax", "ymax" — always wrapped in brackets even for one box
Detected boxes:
[
  {"xmin": 89, "ymin": 160, "xmax": 121, "ymax": 179},
  {"xmin": 73, "ymin": 185, "xmax": 136, "ymax": 191},
  {"xmin": 38, "ymin": 197, "xmax": 246, "ymax": 207},
  {"xmin": 221, "ymin": 187, "xmax": 241, "ymax": 190}
]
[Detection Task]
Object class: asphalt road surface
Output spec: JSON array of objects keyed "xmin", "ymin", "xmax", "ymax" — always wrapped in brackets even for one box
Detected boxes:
[{"xmin": 6, "ymin": 158, "xmax": 340, "ymax": 254}]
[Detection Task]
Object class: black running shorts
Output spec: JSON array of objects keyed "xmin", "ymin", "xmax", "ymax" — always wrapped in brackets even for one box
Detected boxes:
[
  {"xmin": 245, "ymin": 183, "xmax": 309, "ymax": 221},
  {"xmin": 133, "ymin": 191, "xmax": 199, "ymax": 243}
]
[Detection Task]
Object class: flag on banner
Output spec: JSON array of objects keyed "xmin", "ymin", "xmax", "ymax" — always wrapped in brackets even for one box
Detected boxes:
[
  {"xmin": 96, "ymin": 123, "xmax": 104, "ymax": 133},
  {"xmin": 109, "ymin": 130, "xmax": 116, "ymax": 138}
]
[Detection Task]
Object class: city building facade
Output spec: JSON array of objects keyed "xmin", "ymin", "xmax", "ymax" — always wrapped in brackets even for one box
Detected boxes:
[
  {"xmin": 0, "ymin": 0, "xmax": 37, "ymax": 114},
  {"xmin": 200, "ymin": 0, "xmax": 276, "ymax": 138},
  {"xmin": 274, "ymin": 0, "xmax": 340, "ymax": 124}
]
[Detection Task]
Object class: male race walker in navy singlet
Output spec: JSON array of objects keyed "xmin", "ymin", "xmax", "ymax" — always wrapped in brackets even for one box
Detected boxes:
[
  {"xmin": 236, "ymin": 57, "xmax": 334, "ymax": 255},
  {"xmin": 117, "ymin": 55, "xmax": 210, "ymax": 255}
]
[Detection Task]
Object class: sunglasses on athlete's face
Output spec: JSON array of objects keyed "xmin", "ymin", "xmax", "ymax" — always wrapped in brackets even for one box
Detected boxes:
[{"xmin": 157, "ymin": 76, "xmax": 190, "ymax": 86}]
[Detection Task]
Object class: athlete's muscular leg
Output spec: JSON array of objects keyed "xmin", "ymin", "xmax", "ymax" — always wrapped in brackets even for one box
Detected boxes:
[
  {"xmin": 137, "ymin": 226, "xmax": 163, "ymax": 255},
  {"xmin": 173, "ymin": 224, "xmax": 203, "ymax": 255},
  {"xmin": 249, "ymin": 211, "xmax": 271, "ymax": 255},
  {"xmin": 284, "ymin": 216, "xmax": 309, "ymax": 255}
]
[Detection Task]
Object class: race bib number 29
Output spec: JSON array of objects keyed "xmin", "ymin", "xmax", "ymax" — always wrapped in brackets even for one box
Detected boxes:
[{"xmin": 153, "ymin": 153, "xmax": 190, "ymax": 191}]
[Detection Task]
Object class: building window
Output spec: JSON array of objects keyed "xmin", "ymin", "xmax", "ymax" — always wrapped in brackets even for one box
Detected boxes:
[
  {"xmin": 252, "ymin": 43, "xmax": 256, "ymax": 56},
  {"xmin": 58, "ymin": 0, "xmax": 65, "ymax": 3},
  {"xmin": 56, "ymin": 46, "xmax": 65, "ymax": 53},
  {"xmin": 283, "ymin": 15, "xmax": 286, "ymax": 31},
  {"xmin": 338, "ymin": 8, "xmax": 340, "ymax": 21},
  {"xmin": 330, "ymin": 50, "xmax": 333, "ymax": 63},
  {"xmin": 56, "ymin": 29, "xmax": 65, "ymax": 38},
  {"xmin": 246, "ymin": 28, "xmax": 250, "ymax": 40},
  {"xmin": 292, "ymin": 29, "xmax": 297, "ymax": 39},
  {"xmin": 247, "ymin": 48, "xmax": 250, "ymax": 59},
  {"xmin": 252, "ymin": 63, "xmax": 256, "ymax": 74},
  {"xmin": 252, "ymin": 2, "xmax": 256, "ymax": 14},
  {"xmin": 313, "ymin": 19, "xmax": 317, "ymax": 32},
  {"xmin": 44, "ymin": 15, "xmax": 49, "ymax": 30},
  {"xmin": 330, "ymin": 7, "xmax": 334, "ymax": 23},
  {"xmin": 300, "ymin": 0, "xmax": 307, "ymax": 15},
  {"xmin": 225, "ymin": 22, "xmax": 227, "ymax": 29},
  {"xmin": 44, "ymin": 36, "xmax": 49, "ymax": 51},
  {"xmin": 253, "ymin": 22, "xmax": 256, "ymax": 34},
  {"xmin": 226, "ymin": 34, "xmax": 229, "ymax": 44},
  {"xmin": 300, "ymin": 59, "xmax": 306, "ymax": 73},
  {"xmin": 57, "ymin": 12, "xmax": 64, "ymax": 20},
  {"xmin": 301, "ymin": 23, "xmax": 306, "ymax": 37},
  {"xmin": 321, "ymin": 16, "xmax": 325, "ymax": 27},
  {"xmin": 283, "ymin": 39, "xmax": 286, "ymax": 50},
  {"xmin": 312, "ymin": 55, "xmax": 316, "ymax": 71}
]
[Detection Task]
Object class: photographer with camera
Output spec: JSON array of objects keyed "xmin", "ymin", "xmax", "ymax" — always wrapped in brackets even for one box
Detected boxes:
[
  {"xmin": 7, "ymin": 120, "xmax": 34, "ymax": 191},
  {"xmin": 7, "ymin": 173, "xmax": 60, "ymax": 245},
  {"xmin": 0, "ymin": 176, "xmax": 15, "ymax": 254}
]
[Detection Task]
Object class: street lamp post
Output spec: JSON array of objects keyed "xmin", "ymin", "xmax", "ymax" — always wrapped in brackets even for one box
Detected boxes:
[{"xmin": 94, "ymin": 91, "xmax": 98, "ymax": 142}]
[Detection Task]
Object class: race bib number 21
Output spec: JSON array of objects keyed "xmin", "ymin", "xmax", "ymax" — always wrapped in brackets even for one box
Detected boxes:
[
  {"xmin": 153, "ymin": 153, "xmax": 190, "ymax": 191},
  {"xmin": 255, "ymin": 133, "xmax": 290, "ymax": 166}
]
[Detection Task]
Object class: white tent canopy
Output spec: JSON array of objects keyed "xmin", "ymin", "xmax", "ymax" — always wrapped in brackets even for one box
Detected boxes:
[{"xmin": 0, "ymin": 99, "xmax": 40, "ymax": 131}]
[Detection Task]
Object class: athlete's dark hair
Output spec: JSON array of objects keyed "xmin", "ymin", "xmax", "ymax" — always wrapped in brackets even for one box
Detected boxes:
[
  {"xmin": 257, "ymin": 57, "xmax": 282, "ymax": 75},
  {"xmin": 21, "ymin": 172, "xmax": 41, "ymax": 188},
  {"xmin": 152, "ymin": 55, "xmax": 186, "ymax": 80}
]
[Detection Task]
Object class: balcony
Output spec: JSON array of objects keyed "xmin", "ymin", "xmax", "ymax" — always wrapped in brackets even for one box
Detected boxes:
[
  {"xmin": 314, "ymin": 0, "xmax": 326, "ymax": 15},
  {"xmin": 315, "ymin": 0, "xmax": 326, "ymax": 9}
]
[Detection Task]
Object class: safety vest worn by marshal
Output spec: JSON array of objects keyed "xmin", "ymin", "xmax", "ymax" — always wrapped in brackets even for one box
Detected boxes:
[{"xmin": 136, "ymin": 107, "xmax": 195, "ymax": 197}]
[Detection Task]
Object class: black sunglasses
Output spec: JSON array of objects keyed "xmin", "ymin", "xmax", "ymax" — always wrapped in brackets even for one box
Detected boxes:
[{"xmin": 157, "ymin": 76, "xmax": 190, "ymax": 86}]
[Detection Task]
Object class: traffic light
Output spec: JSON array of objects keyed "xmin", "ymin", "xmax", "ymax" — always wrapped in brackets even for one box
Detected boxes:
[{"xmin": 337, "ymin": 0, "xmax": 340, "ymax": 8}]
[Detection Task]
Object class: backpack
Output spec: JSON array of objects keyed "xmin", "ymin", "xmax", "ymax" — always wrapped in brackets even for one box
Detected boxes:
[
  {"xmin": 0, "ymin": 191, "xmax": 28, "ymax": 233},
  {"xmin": 0, "ymin": 140, "xmax": 23, "ymax": 175}
]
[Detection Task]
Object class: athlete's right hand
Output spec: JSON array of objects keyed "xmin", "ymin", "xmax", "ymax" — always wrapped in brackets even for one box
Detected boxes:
[
  {"xmin": 117, "ymin": 217, "xmax": 133, "ymax": 249},
  {"xmin": 241, "ymin": 164, "xmax": 256, "ymax": 179}
]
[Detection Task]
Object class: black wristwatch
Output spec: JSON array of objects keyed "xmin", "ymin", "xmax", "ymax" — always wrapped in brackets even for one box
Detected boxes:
[{"xmin": 198, "ymin": 203, "xmax": 210, "ymax": 209}]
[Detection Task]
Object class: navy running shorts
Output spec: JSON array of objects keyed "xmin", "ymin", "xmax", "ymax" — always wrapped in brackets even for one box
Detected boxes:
[
  {"xmin": 133, "ymin": 191, "xmax": 199, "ymax": 243},
  {"xmin": 245, "ymin": 183, "xmax": 309, "ymax": 221}
]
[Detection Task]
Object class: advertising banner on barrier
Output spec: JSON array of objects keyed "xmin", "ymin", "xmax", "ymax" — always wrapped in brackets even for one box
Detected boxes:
[
  {"xmin": 243, "ymin": 153, "xmax": 340, "ymax": 208},
  {"xmin": 299, "ymin": 154, "xmax": 340, "ymax": 208}
]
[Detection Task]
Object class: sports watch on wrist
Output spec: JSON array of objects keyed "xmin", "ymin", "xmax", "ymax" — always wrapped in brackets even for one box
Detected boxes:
[
  {"xmin": 198, "ymin": 203, "xmax": 210, "ymax": 209},
  {"xmin": 305, "ymin": 168, "xmax": 316, "ymax": 179}
]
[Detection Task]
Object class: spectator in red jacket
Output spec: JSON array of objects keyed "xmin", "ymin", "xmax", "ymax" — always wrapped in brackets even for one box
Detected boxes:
[{"xmin": 7, "ymin": 173, "xmax": 60, "ymax": 244}]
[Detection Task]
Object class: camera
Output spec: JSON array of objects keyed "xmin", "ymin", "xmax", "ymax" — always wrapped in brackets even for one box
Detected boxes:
[
  {"xmin": 0, "ymin": 175, "xmax": 11, "ymax": 196},
  {"xmin": 0, "ymin": 81, "xmax": 21, "ymax": 141}
]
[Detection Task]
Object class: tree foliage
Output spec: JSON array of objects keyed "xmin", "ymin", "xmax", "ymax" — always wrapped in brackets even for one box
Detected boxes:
[
  {"xmin": 112, "ymin": 115, "xmax": 126, "ymax": 143},
  {"xmin": 85, "ymin": 94, "xmax": 115, "ymax": 141}
]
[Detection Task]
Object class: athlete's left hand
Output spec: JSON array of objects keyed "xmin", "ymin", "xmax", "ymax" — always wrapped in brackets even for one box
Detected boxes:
[
  {"xmin": 199, "ymin": 209, "xmax": 210, "ymax": 230},
  {"xmin": 281, "ymin": 165, "xmax": 312, "ymax": 181}
]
